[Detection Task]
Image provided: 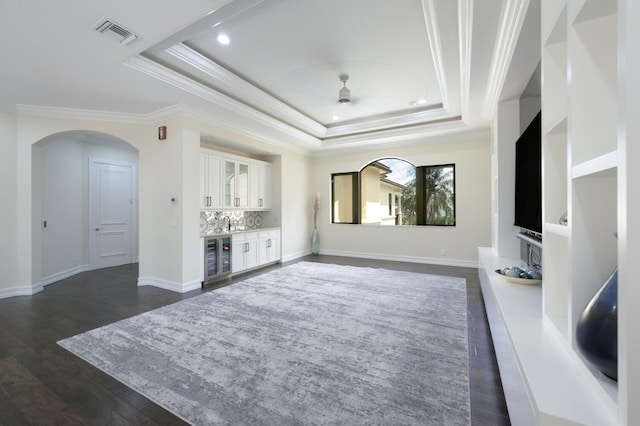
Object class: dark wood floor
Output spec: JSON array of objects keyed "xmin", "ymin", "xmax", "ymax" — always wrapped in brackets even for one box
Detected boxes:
[{"xmin": 0, "ymin": 256, "xmax": 510, "ymax": 425}]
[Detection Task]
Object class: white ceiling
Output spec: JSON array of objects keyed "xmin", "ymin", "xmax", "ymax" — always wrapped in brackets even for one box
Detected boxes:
[{"xmin": 0, "ymin": 0, "xmax": 540, "ymax": 153}]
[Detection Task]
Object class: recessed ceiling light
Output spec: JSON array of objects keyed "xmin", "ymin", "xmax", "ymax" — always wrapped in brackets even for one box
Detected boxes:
[
  {"xmin": 217, "ymin": 34, "xmax": 230, "ymax": 45},
  {"xmin": 417, "ymin": 98, "xmax": 427, "ymax": 105},
  {"xmin": 332, "ymin": 115, "xmax": 339, "ymax": 121}
]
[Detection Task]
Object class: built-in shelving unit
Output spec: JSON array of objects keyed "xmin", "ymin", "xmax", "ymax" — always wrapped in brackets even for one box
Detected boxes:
[
  {"xmin": 480, "ymin": 0, "xmax": 640, "ymax": 424},
  {"xmin": 542, "ymin": 0, "xmax": 619, "ymax": 421}
]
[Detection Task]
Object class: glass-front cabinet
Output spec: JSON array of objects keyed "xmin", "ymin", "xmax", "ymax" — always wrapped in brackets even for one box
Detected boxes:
[{"xmin": 224, "ymin": 159, "xmax": 250, "ymax": 208}]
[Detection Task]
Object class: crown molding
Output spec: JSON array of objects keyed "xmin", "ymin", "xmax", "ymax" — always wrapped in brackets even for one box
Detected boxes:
[
  {"xmin": 124, "ymin": 55, "xmax": 322, "ymax": 146},
  {"xmin": 421, "ymin": 0, "xmax": 450, "ymax": 112},
  {"xmin": 13, "ymin": 100, "xmax": 319, "ymax": 154},
  {"xmin": 320, "ymin": 117, "xmax": 468, "ymax": 150},
  {"xmin": 483, "ymin": 0, "xmax": 531, "ymax": 119},
  {"xmin": 14, "ymin": 104, "xmax": 150, "ymax": 122},
  {"xmin": 315, "ymin": 122, "xmax": 491, "ymax": 156},
  {"xmin": 325, "ymin": 104, "xmax": 449, "ymax": 138},
  {"xmin": 166, "ymin": 43, "xmax": 327, "ymax": 137},
  {"xmin": 162, "ymin": 44, "xmax": 458, "ymax": 140},
  {"xmin": 458, "ymin": 0, "xmax": 474, "ymax": 122},
  {"xmin": 0, "ymin": 100, "xmax": 17, "ymax": 114},
  {"xmin": 176, "ymin": 104, "xmax": 320, "ymax": 153}
]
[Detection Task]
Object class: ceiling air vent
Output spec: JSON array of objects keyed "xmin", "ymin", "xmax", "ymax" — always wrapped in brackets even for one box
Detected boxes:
[{"xmin": 92, "ymin": 17, "xmax": 139, "ymax": 46}]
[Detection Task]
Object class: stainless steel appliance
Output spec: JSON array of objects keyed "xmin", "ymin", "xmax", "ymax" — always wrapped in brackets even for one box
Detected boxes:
[{"xmin": 204, "ymin": 235, "xmax": 232, "ymax": 284}]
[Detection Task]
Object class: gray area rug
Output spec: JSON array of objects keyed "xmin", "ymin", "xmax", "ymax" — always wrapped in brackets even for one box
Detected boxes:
[{"xmin": 58, "ymin": 262, "xmax": 470, "ymax": 425}]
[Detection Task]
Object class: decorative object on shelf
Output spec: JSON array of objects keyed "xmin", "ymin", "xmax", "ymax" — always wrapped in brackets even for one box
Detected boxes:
[
  {"xmin": 576, "ymin": 268, "xmax": 618, "ymax": 381},
  {"xmin": 559, "ymin": 211, "xmax": 568, "ymax": 225},
  {"xmin": 495, "ymin": 266, "xmax": 542, "ymax": 285},
  {"xmin": 311, "ymin": 192, "xmax": 320, "ymax": 256}
]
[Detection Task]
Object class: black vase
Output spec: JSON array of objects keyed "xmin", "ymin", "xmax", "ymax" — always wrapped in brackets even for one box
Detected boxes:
[{"xmin": 575, "ymin": 269, "xmax": 618, "ymax": 381}]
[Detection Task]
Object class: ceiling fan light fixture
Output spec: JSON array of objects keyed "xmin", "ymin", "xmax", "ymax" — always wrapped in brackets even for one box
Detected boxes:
[{"xmin": 338, "ymin": 74, "xmax": 351, "ymax": 105}]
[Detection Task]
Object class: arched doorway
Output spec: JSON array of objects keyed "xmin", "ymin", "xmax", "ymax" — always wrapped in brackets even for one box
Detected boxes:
[{"xmin": 32, "ymin": 131, "xmax": 139, "ymax": 286}]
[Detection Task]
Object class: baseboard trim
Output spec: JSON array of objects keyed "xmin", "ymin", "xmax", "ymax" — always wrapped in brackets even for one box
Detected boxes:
[
  {"xmin": 281, "ymin": 250, "xmax": 311, "ymax": 264},
  {"xmin": 0, "ymin": 284, "xmax": 44, "ymax": 300},
  {"xmin": 137, "ymin": 277, "xmax": 202, "ymax": 293},
  {"xmin": 319, "ymin": 249, "xmax": 479, "ymax": 268},
  {"xmin": 41, "ymin": 264, "xmax": 91, "ymax": 287},
  {"xmin": 0, "ymin": 263, "xmax": 89, "ymax": 300}
]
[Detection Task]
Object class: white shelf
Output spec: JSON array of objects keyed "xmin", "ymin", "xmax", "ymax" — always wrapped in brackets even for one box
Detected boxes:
[
  {"xmin": 572, "ymin": 150, "xmax": 617, "ymax": 179},
  {"xmin": 478, "ymin": 248, "xmax": 617, "ymax": 426},
  {"xmin": 545, "ymin": 222, "xmax": 569, "ymax": 237}
]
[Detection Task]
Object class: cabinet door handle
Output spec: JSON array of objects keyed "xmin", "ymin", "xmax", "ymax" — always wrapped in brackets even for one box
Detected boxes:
[
  {"xmin": 267, "ymin": 239, "xmax": 271, "ymax": 248},
  {"xmin": 207, "ymin": 196, "xmax": 211, "ymax": 206},
  {"xmin": 259, "ymin": 198, "xmax": 263, "ymax": 207}
]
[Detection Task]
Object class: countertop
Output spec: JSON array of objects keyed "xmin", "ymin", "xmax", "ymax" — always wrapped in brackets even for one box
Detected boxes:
[{"xmin": 200, "ymin": 227, "xmax": 280, "ymax": 238}]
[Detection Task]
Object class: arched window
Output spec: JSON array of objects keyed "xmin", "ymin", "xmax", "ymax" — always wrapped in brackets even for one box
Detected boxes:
[{"xmin": 331, "ymin": 158, "xmax": 455, "ymax": 226}]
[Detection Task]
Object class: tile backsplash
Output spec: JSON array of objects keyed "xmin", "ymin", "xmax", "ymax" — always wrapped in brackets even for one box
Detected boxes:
[{"xmin": 200, "ymin": 211, "xmax": 263, "ymax": 234}]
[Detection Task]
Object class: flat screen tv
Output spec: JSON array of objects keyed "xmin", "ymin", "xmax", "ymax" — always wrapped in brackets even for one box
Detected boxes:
[{"xmin": 514, "ymin": 110, "xmax": 542, "ymax": 236}]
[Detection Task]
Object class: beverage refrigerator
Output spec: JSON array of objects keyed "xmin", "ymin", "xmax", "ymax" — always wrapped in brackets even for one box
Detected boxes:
[{"xmin": 204, "ymin": 235, "xmax": 232, "ymax": 284}]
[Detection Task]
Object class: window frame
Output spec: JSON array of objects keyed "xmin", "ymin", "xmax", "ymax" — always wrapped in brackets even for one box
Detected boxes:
[
  {"xmin": 330, "ymin": 160, "xmax": 456, "ymax": 227},
  {"xmin": 416, "ymin": 163, "xmax": 456, "ymax": 226},
  {"xmin": 330, "ymin": 172, "xmax": 360, "ymax": 224}
]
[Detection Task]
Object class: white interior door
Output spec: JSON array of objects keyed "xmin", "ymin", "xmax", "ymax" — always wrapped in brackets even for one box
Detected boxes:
[{"xmin": 89, "ymin": 159, "xmax": 136, "ymax": 269}]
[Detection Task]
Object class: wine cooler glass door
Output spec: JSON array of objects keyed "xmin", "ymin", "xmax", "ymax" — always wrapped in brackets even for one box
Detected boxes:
[
  {"xmin": 206, "ymin": 238, "xmax": 218, "ymax": 279},
  {"xmin": 221, "ymin": 236, "xmax": 231, "ymax": 273}
]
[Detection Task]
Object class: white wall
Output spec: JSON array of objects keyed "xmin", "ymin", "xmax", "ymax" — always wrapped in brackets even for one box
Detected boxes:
[
  {"xmin": 8, "ymin": 114, "xmax": 171, "ymax": 295},
  {"xmin": 31, "ymin": 134, "xmax": 138, "ymax": 283},
  {"xmin": 493, "ymin": 100, "xmax": 521, "ymax": 259},
  {"xmin": 0, "ymin": 111, "xmax": 18, "ymax": 294},
  {"xmin": 311, "ymin": 137, "xmax": 492, "ymax": 266},
  {"xmin": 135, "ymin": 116, "xmax": 192, "ymax": 290},
  {"xmin": 39, "ymin": 138, "xmax": 83, "ymax": 279},
  {"xmin": 280, "ymin": 153, "xmax": 312, "ymax": 260},
  {"xmin": 520, "ymin": 97, "xmax": 541, "ymax": 132},
  {"xmin": 491, "ymin": 95, "xmax": 541, "ymax": 261}
]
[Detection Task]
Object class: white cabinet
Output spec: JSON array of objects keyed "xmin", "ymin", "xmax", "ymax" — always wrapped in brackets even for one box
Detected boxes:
[
  {"xmin": 250, "ymin": 163, "xmax": 272, "ymax": 209},
  {"xmin": 258, "ymin": 229, "xmax": 280, "ymax": 264},
  {"xmin": 200, "ymin": 148, "xmax": 272, "ymax": 211},
  {"xmin": 231, "ymin": 229, "xmax": 280, "ymax": 274},
  {"xmin": 199, "ymin": 153, "xmax": 222, "ymax": 209},
  {"xmin": 231, "ymin": 232, "xmax": 258, "ymax": 273}
]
